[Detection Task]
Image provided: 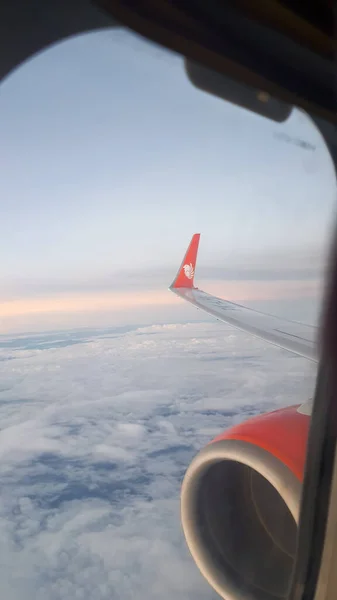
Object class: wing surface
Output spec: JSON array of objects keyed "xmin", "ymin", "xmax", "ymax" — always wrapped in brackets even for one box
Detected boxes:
[{"xmin": 170, "ymin": 234, "xmax": 317, "ymax": 362}]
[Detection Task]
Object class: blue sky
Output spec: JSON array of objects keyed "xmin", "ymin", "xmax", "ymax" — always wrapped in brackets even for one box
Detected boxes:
[{"xmin": 0, "ymin": 28, "xmax": 336, "ymax": 333}]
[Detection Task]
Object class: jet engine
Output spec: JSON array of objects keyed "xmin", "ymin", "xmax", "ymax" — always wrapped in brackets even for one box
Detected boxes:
[{"xmin": 181, "ymin": 405, "xmax": 310, "ymax": 600}]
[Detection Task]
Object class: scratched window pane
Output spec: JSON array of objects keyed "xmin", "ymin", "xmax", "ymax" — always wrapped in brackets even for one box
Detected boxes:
[{"xmin": 0, "ymin": 28, "xmax": 335, "ymax": 600}]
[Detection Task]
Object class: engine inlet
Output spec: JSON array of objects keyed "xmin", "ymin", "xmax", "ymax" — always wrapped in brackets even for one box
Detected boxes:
[{"xmin": 181, "ymin": 439, "xmax": 301, "ymax": 600}]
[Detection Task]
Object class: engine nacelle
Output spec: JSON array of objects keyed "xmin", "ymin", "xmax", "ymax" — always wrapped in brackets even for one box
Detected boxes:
[{"xmin": 181, "ymin": 405, "xmax": 310, "ymax": 600}]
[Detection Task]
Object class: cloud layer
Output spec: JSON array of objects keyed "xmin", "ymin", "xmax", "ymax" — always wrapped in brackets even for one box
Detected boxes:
[{"xmin": 0, "ymin": 322, "xmax": 316, "ymax": 599}]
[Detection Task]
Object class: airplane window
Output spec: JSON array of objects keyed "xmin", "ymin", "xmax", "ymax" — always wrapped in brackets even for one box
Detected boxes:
[{"xmin": 0, "ymin": 28, "xmax": 335, "ymax": 600}]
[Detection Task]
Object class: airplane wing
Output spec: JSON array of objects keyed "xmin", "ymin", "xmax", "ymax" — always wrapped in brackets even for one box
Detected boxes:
[{"xmin": 169, "ymin": 233, "xmax": 318, "ymax": 362}]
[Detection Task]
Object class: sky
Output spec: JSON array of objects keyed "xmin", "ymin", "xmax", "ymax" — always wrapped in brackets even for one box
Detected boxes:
[
  {"xmin": 0, "ymin": 322, "xmax": 316, "ymax": 600},
  {"xmin": 0, "ymin": 27, "xmax": 336, "ymax": 333},
  {"xmin": 0, "ymin": 28, "xmax": 327, "ymax": 599}
]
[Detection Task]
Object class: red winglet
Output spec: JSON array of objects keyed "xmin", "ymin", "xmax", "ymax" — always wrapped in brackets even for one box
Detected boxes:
[{"xmin": 170, "ymin": 233, "xmax": 200, "ymax": 289}]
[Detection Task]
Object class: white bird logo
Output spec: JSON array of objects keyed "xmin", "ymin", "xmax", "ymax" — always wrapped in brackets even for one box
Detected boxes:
[{"xmin": 183, "ymin": 263, "xmax": 194, "ymax": 279}]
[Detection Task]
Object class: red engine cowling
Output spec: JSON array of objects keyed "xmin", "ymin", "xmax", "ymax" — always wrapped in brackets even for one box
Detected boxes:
[{"xmin": 181, "ymin": 405, "xmax": 310, "ymax": 600}]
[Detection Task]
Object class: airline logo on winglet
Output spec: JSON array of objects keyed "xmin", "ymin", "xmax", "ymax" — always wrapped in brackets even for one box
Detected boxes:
[{"xmin": 183, "ymin": 263, "xmax": 194, "ymax": 280}]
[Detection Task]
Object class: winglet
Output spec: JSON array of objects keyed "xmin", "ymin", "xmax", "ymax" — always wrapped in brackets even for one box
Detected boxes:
[{"xmin": 170, "ymin": 233, "xmax": 200, "ymax": 289}]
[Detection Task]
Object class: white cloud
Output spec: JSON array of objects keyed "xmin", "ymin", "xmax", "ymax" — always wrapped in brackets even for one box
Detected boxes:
[{"xmin": 0, "ymin": 321, "xmax": 317, "ymax": 599}]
